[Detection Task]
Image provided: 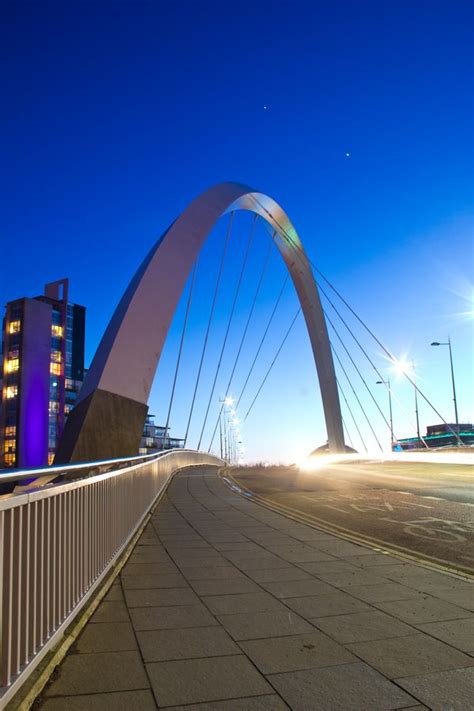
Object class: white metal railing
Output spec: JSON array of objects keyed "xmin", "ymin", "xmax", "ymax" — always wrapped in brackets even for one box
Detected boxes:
[{"xmin": 0, "ymin": 449, "xmax": 223, "ymax": 707}]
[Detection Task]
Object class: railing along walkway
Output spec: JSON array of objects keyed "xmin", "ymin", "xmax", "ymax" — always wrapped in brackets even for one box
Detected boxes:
[
  {"xmin": 36, "ymin": 466, "xmax": 474, "ymax": 710},
  {"xmin": 0, "ymin": 450, "xmax": 223, "ymax": 708}
]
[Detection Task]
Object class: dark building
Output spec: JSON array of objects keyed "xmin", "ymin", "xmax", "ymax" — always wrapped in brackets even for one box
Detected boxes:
[
  {"xmin": 1, "ymin": 279, "xmax": 85, "ymax": 468},
  {"xmin": 397, "ymin": 423, "xmax": 474, "ymax": 450},
  {"xmin": 139, "ymin": 414, "xmax": 184, "ymax": 455}
]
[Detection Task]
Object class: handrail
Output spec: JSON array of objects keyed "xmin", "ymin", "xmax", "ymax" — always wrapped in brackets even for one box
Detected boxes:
[
  {"xmin": 0, "ymin": 449, "xmax": 224, "ymax": 708},
  {"xmin": 0, "ymin": 448, "xmax": 184, "ymax": 485}
]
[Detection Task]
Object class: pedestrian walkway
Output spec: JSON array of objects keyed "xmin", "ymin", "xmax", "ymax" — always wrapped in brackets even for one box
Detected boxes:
[{"xmin": 38, "ymin": 466, "xmax": 474, "ymax": 710}]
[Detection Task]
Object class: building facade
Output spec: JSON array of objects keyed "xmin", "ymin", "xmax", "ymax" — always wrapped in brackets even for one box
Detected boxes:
[
  {"xmin": 397, "ymin": 423, "xmax": 474, "ymax": 450},
  {"xmin": 0, "ymin": 279, "xmax": 85, "ymax": 468},
  {"xmin": 139, "ymin": 414, "xmax": 184, "ymax": 455}
]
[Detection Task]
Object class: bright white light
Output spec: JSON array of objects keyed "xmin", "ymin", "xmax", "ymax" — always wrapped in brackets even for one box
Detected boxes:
[
  {"xmin": 224, "ymin": 396, "xmax": 234, "ymax": 406},
  {"xmin": 298, "ymin": 450, "xmax": 474, "ymax": 472},
  {"xmin": 232, "ymin": 418, "xmax": 240, "ymax": 425},
  {"xmin": 391, "ymin": 356, "xmax": 414, "ymax": 378}
]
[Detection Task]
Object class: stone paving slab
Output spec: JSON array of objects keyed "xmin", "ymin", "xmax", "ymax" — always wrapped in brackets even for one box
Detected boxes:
[
  {"xmin": 163, "ymin": 695, "xmax": 290, "ymax": 710},
  {"xmin": 415, "ymin": 617, "xmax": 474, "ymax": 652},
  {"xmin": 313, "ymin": 609, "xmax": 414, "ymax": 643},
  {"xmin": 75, "ymin": 621, "xmax": 138, "ymax": 654},
  {"xmin": 260, "ymin": 577, "xmax": 336, "ymax": 598},
  {"xmin": 373, "ymin": 595, "xmax": 474, "ymax": 624},
  {"xmin": 124, "ymin": 586, "xmax": 200, "ymax": 608},
  {"xmin": 146, "ymin": 655, "xmax": 273, "ymax": 706},
  {"xmin": 245, "ymin": 566, "xmax": 313, "ymax": 583},
  {"xmin": 130, "ymin": 602, "xmax": 218, "ymax": 631},
  {"xmin": 41, "ymin": 689, "xmax": 157, "ymax": 710},
  {"xmin": 286, "ymin": 590, "xmax": 372, "ymax": 617},
  {"xmin": 396, "ymin": 667, "xmax": 474, "ymax": 711},
  {"xmin": 136, "ymin": 626, "xmax": 239, "ymax": 662},
  {"xmin": 202, "ymin": 591, "xmax": 285, "ymax": 614},
  {"xmin": 43, "ymin": 650, "xmax": 149, "ymax": 696},
  {"xmin": 217, "ymin": 609, "xmax": 314, "ymax": 641},
  {"xmin": 267, "ymin": 662, "xmax": 416, "ymax": 710},
  {"xmin": 347, "ymin": 633, "xmax": 474, "ymax": 677},
  {"xmin": 240, "ymin": 630, "xmax": 357, "ymax": 674},
  {"xmin": 342, "ymin": 581, "xmax": 424, "ymax": 603},
  {"xmin": 39, "ymin": 466, "xmax": 474, "ymax": 710}
]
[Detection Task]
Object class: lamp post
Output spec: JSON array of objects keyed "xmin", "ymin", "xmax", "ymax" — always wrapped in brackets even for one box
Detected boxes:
[
  {"xmin": 412, "ymin": 360, "xmax": 421, "ymax": 443},
  {"xmin": 431, "ymin": 337, "xmax": 459, "ymax": 429},
  {"xmin": 376, "ymin": 378, "xmax": 394, "ymax": 450}
]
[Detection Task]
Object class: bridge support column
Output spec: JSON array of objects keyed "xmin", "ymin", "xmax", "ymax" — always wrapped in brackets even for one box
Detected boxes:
[{"xmin": 55, "ymin": 389, "xmax": 148, "ymax": 463}]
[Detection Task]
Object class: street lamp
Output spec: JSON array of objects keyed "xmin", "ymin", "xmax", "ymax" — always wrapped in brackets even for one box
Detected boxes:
[
  {"xmin": 376, "ymin": 378, "xmax": 394, "ymax": 450},
  {"xmin": 431, "ymin": 338, "xmax": 459, "ymax": 429}
]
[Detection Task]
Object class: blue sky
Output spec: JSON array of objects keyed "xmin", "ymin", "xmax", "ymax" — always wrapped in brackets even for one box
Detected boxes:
[{"xmin": 2, "ymin": 1, "xmax": 473, "ymax": 461}]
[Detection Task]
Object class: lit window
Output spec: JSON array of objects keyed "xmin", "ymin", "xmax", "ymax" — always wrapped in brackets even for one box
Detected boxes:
[
  {"xmin": 51, "ymin": 324, "xmax": 63, "ymax": 337},
  {"xmin": 50, "ymin": 362, "xmax": 62, "ymax": 376},
  {"xmin": 5, "ymin": 426, "xmax": 16, "ymax": 437},
  {"xmin": 8, "ymin": 320, "xmax": 21, "ymax": 334},
  {"xmin": 51, "ymin": 350, "xmax": 62, "ymax": 363},
  {"xmin": 4, "ymin": 453, "xmax": 16, "ymax": 467},
  {"xmin": 5, "ymin": 359, "xmax": 19, "ymax": 373},
  {"xmin": 4, "ymin": 440, "xmax": 16, "ymax": 453},
  {"xmin": 5, "ymin": 386, "xmax": 18, "ymax": 399},
  {"xmin": 48, "ymin": 453, "xmax": 55, "ymax": 465}
]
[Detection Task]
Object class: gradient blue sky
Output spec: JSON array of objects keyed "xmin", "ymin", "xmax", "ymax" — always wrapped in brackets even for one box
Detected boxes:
[{"xmin": 2, "ymin": 1, "xmax": 473, "ymax": 461}]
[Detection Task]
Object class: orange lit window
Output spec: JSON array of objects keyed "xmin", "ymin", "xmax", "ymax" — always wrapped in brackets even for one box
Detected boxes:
[
  {"xmin": 4, "ymin": 426, "xmax": 16, "ymax": 437},
  {"xmin": 5, "ymin": 359, "xmax": 19, "ymax": 373},
  {"xmin": 51, "ymin": 325, "xmax": 63, "ymax": 337},
  {"xmin": 51, "ymin": 350, "xmax": 62, "ymax": 363},
  {"xmin": 8, "ymin": 320, "xmax": 21, "ymax": 334},
  {"xmin": 4, "ymin": 440, "xmax": 16, "ymax": 453},
  {"xmin": 48, "ymin": 453, "xmax": 55, "ymax": 465},
  {"xmin": 4, "ymin": 453, "xmax": 16, "ymax": 466},
  {"xmin": 50, "ymin": 362, "xmax": 62, "ymax": 376},
  {"xmin": 5, "ymin": 386, "xmax": 18, "ymax": 399}
]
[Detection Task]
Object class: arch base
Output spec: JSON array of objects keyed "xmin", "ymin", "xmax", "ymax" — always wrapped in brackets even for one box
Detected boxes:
[{"xmin": 55, "ymin": 389, "xmax": 148, "ymax": 463}]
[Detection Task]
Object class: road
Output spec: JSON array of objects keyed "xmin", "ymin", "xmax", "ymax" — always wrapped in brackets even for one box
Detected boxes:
[{"xmin": 225, "ymin": 459, "xmax": 474, "ymax": 575}]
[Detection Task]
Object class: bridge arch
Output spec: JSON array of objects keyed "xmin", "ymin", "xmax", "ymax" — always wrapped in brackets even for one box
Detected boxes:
[{"xmin": 56, "ymin": 182, "xmax": 345, "ymax": 462}]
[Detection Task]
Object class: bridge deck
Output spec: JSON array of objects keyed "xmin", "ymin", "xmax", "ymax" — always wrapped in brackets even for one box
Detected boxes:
[{"xmin": 36, "ymin": 466, "xmax": 474, "ymax": 710}]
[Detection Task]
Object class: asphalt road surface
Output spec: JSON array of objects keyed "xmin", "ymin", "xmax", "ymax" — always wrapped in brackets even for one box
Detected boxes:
[{"xmin": 225, "ymin": 460, "xmax": 474, "ymax": 575}]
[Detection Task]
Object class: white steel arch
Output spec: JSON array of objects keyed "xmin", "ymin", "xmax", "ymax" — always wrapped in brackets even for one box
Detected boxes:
[{"xmin": 56, "ymin": 182, "xmax": 345, "ymax": 462}]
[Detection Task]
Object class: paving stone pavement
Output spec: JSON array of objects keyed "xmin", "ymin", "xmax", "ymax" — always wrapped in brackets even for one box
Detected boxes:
[{"xmin": 39, "ymin": 465, "xmax": 474, "ymax": 710}]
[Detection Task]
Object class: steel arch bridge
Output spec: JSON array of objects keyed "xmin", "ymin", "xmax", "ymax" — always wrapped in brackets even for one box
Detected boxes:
[{"xmin": 56, "ymin": 182, "xmax": 345, "ymax": 463}]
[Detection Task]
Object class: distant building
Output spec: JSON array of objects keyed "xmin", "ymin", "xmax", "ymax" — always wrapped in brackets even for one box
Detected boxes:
[
  {"xmin": 0, "ymin": 279, "xmax": 85, "ymax": 468},
  {"xmin": 139, "ymin": 414, "xmax": 184, "ymax": 455},
  {"xmin": 396, "ymin": 423, "xmax": 474, "ymax": 450}
]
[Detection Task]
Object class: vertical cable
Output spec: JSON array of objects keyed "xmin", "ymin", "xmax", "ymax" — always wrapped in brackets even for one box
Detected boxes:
[
  {"xmin": 243, "ymin": 308, "xmax": 301, "ymax": 422},
  {"xmin": 163, "ymin": 260, "xmax": 198, "ymax": 447},
  {"xmin": 207, "ymin": 234, "xmax": 274, "ymax": 452},
  {"xmin": 197, "ymin": 214, "xmax": 257, "ymax": 450},
  {"xmin": 184, "ymin": 212, "xmax": 234, "ymax": 447},
  {"xmin": 236, "ymin": 274, "xmax": 289, "ymax": 411},
  {"xmin": 331, "ymin": 343, "xmax": 382, "ymax": 451}
]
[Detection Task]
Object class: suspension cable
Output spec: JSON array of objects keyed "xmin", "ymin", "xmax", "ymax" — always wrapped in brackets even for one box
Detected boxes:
[
  {"xmin": 207, "ymin": 235, "xmax": 274, "ymax": 452},
  {"xmin": 331, "ymin": 342, "xmax": 383, "ymax": 451},
  {"xmin": 341, "ymin": 413, "xmax": 354, "ymax": 449},
  {"xmin": 163, "ymin": 260, "xmax": 197, "ymax": 446},
  {"xmin": 320, "ymin": 285, "xmax": 428, "ymax": 448},
  {"xmin": 325, "ymin": 310, "xmax": 392, "ymax": 433},
  {"xmin": 236, "ymin": 274, "xmax": 290, "ymax": 411},
  {"xmin": 243, "ymin": 308, "xmax": 301, "ymax": 422},
  {"xmin": 336, "ymin": 377, "xmax": 363, "ymax": 450},
  {"xmin": 197, "ymin": 214, "xmax": 257, "ymax": 450},
  {"xmin": 184, "ymin": 212, "xmax": 234, "ymax": 447},
  {"xmin": 248, "ymin": 194, "xmax": 462, "ymax": 446}
]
